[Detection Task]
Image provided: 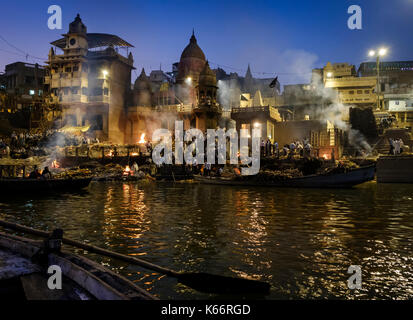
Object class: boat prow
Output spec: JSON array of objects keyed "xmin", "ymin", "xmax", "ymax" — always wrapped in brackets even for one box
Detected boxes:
[{"xmin": 0, "ymin": 232, "xmax": 156, "ymax": 300}]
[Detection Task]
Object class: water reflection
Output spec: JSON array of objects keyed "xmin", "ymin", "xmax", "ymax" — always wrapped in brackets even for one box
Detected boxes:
[{"xmin": 0, "ymin": 181, "xmax": 412, "ymax": 299}]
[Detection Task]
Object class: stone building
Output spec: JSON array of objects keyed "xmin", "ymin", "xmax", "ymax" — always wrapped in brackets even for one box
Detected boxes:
[
  {"xmin": 319, "ymin": 62, "xmax": 377, "ymax": 109},
  {"xmin": 44, "ymin": 14, "xmax": 134, "ymax": 143},
  {"xmin": 126, "ymin": 32, "xmax": 222, "ymax": 144},
  {"xmin": 358, "ymin": 61, "xmax": 413, "ymax": 131}
]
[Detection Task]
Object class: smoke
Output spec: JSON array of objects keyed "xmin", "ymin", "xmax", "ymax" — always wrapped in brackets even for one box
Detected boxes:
[{"xmin": 304, "ymin": 73, "xmax": 372, "ymax": 155}]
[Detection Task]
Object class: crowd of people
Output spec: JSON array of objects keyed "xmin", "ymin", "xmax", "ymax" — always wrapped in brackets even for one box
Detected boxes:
[
  {"xmin": 389, "ymin": 138, "xmax": 406, "ymax": 155},
  {"xmin": 260, "ymin": 138, "xmax": 313, "ymax": 158}
]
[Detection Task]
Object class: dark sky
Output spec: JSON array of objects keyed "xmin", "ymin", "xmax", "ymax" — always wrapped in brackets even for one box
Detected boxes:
[{"xmin": 0, "ymin": 0, "xmax": 412, "ymax": 86}]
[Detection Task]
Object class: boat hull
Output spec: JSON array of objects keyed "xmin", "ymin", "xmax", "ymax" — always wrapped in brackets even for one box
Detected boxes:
[
  {"xmin": 0, "ymin": 177, "xmax": 92, "ymax": 193},
  {"xmin": 194, "ymin": 165, "xmax": 376, "ymax": 188}
]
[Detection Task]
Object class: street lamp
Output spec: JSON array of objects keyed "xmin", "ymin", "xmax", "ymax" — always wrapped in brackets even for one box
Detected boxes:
[{"xmin": 368, "ymin": 47, "xmax": 388, "ymax": 110}]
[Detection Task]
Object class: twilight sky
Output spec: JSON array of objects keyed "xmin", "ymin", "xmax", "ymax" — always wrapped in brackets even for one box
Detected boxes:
[{"xmin": 0, "ymin": 0, "xmax": 412, "ymax": 87}]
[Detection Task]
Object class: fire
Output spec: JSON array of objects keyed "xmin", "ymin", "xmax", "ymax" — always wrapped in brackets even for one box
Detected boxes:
[
  {"xmin": 51, "ymin": 159, "xmax": 60, "ymax": 168},
  {"xmin": 138, "ymin": 133, "xmax": 146, "ymax": 144},
  {"xmin": 123, "ymin": 165, "xmax": 132, "ymax": 176},
  {"xmin": 322, "ymin": 154, "xmax": 329, "ymax": 160}
]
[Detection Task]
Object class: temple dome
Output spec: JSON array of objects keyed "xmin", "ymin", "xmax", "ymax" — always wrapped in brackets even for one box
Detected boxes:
[
  {"xmin": 176, "ymin": 31, "xmax": 206, "ymax": 84},
  {"xmin": 180, "ymin": 33, "xmax": 206, "ymax": 61}
]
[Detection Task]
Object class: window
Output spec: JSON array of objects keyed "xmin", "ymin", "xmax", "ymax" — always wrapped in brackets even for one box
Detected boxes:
[
  {"xmin": 364, "ymin": 90, "xmax": 370, "ymax": 94},
  {"xmin": 103, "ymin": 88, "xmax": 109, "ymax": 96},
  {"xmin": 71, "ymin": 87, "xmax": 79, "ymax": 94},
  {"xmin": 349, "ymin": 91, "xmax": 354, "ymax": 94},
  {"xmin": 63, "ymin": 88, "xmax": 69, "ymax": 95},
  {"xmin": 357, "ymin": 90, "xmax": 362, "ymax": 94},
  {"xmin": 92, "ymin": 87, "xmax": 102, "ymax": 96},
  {"xmin": 91, "ymin": 115, "xmax": 103, "ymax": 130},
  {"xmin": 73, "ymin": 66, "xmax": 79, "ymax": 72},
  {"xmin": 82, "ymin": 87, "xmax": 88, "ymax": 95}
]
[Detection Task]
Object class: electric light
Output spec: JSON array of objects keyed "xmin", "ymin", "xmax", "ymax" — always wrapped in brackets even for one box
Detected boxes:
[
  {"xmin": 326, "ymin": 72, "xmax": 333, "ymax": 78},
  {"xmin": 368, "ymin": 50, "xmax": 376, "ymax": 57},
  {"xmin": 254, "ymin": 122, "xmax": 260, "ymax": 128},
  {"xmin": 102, "ymin": 70, "xmax": 109, "ymax": 77},
  {"xmin": 378, "ymin": 48, "xmax": 387, "ymax": 56}
]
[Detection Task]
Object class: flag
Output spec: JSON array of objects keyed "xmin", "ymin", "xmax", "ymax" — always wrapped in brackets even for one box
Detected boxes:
[{"xmin": 269, "ymin": 76, "xmax": 278, "ymax": 88}]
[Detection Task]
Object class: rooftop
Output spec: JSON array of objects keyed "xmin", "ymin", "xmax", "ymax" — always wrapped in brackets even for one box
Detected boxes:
[{"xmin": 51, "ymin": 33, "xmax": 134, "ymax": 49}]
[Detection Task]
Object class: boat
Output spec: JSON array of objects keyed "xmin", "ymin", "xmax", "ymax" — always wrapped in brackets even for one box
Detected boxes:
[
  {"xmin": 0, "ymin": 231, "xmax": 156, "ymax": 300},
  {"xmin": 194, "ymin": 165, "xmax": 376, "ymax": 188},
  {"xmin": 0, "ymin": 177, "xmax": 92, "ymax": 193}
]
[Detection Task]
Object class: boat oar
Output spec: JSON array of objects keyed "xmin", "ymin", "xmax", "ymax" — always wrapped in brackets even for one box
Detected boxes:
[{"xmin": 0, "ymin": 219, "xmax": 271, "ymax": 295}]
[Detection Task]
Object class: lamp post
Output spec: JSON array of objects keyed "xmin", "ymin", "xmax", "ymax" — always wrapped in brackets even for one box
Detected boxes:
[{"xmin": 368, "ymin": 48, "xmax": 387, "ymax": 110}]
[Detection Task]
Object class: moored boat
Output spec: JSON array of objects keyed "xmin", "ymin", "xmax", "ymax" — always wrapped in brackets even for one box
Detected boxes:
[
  {"xmin": 0, "ymin": 177, "xmax": 92, "ymax": 193},
  {"xmin": 0, "ymin": 231, "xmax": 156, "ymax": 300},
  {"xmin": 194, "ymin": 164, "xmax": 376, "ymax": 188}
]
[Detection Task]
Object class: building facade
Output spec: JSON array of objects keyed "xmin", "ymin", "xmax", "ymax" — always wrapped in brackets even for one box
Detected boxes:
[{"xmin": 44, "ymin": 14, "xmax": 134, "ymax": 143}]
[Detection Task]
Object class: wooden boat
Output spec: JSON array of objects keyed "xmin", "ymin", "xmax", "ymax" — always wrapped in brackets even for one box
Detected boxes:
[
  {"xmin": 0, "ymin": 231, "xmax": 156, "ymax": 300},
  {"xmin": 194, "ymin": 165, "xmax": 376, "ymax": 188},
  {"xmin": 0, "ymin": 177, "xmax": 92, "ymax": 193}
]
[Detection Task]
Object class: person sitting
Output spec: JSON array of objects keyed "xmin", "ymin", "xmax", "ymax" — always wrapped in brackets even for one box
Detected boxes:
[
  {"xmin": 42, "ymin": 166, "xmax": 52, "ymax": 179},
  {"xmin": 28, "ymin": 166, "xmax": 42, "ymax": 179}
]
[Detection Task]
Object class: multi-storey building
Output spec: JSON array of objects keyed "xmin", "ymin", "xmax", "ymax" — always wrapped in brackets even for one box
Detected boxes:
[
  {"xmin": 44, "ymin": 14, "xmax": 134, "ymax": 143},
  {"xmin": 321, "ymin": 62, "xmax": 377, "ymax": 109}
]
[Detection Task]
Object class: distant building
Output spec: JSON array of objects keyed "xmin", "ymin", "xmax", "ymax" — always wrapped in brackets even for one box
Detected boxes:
[
  {"xmin": 126, "ymin": 32, "xmax": 222, "ymax": 144},
  {"xmin": 358, "ymin": 61, "xmax": 413, "ymax": 130},
  {"xmin": 1, "ymin": 62, "xmax": 46, "ymax": 111},
  {"xmin": 321, "ymin": 62, "xmax": 377, "ymax": 109},
  {"xmin": 0, "ymin": 62, "xmax": 47, "ymax": 129},
  {"xmin": 45, "ymin": 14, "xmax": 134, "ymax": 143}
]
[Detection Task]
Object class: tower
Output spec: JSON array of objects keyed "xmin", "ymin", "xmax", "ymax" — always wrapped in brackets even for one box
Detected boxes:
[
  {"xmin": 64, "ymin": 14, "xmax": 88, "ymax": 55},
  {"xmin": 194, "ymin": 61, "xmax": 221, "ymax": 131}
]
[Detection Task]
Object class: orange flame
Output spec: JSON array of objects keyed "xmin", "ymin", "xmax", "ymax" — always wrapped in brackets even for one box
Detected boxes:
[
  {"xmin": 138, "ymin": 133, "xmax": 146, "ymax": 144},
  {"xmin": 51, "ymin": 159, "xmax": 60, "ymax": 168},
  {"xmin": 123, "ymin": 165, "xmax": 132, "ymax": 176}
]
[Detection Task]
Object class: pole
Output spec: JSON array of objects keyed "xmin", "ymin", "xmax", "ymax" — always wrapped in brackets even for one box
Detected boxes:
[{"xmin": 376, "ymin": 56, "xmax": 381, "ymax": 110}]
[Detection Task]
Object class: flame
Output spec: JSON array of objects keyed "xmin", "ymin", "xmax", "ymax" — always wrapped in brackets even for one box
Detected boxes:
[
  {"xmin": 107, "ymin": 150, "xmax": 114, "ymax": 157},
  {"xmin": 138, "ymin": 133, "xmax": 146, "ymax": 144},
  {"xmin": 51, "ymin": 159, "xmax": 60, "ymax": 168},
  {"xmin": 123, "ymin": 165, "xmax": 132, "ymax": 176},
  {"xmin": 131, "ymin": 152, "xmax": 139, "ymax": 156},
  {"xmin": 322, "ymin": 154, "xmax": 329, "ymax": 160}
]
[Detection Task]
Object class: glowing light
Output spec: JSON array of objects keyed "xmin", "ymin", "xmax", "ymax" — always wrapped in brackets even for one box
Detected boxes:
[
  {"xmin": 368, "ymin": 50, "xmax": 376, "ymax": 57},
  {"xmin": 123, "ymin": 165, "xmax": 131, "ymax": 176},
  {"xmin": 102, "ymin": 70, "xmax": 109, "ymax": 78},
  {"xmin": 131, "ymin": 152, "xmax": 139, "ymax": 156},
  {"xmin": 51, "ymin": 159, "xmax": 60, "ymax": 168},
  {"xmin": 253, "ymin": 122, "xmax": 261, "ymax": 128},
  {"xmin": 138, "ymin": 133, "xmax": 146, "ymax": 144},
  {"xmin": 326, "ymin": 72, "xmax": 333, "ymax": 78},
  {"xmin": 378, "ymin": 48, "xmax": 387, "ymax": 56},
  {"xmin": 322, "ymin": 154, "xmax": 329, "ymax": 160},
  {"xmin": 107, "ymin": 150, "xmax": 114, "ymax": 157},
  {"xmin": 185, "ymin": 77, "xmax": 192, "ymax": 85}
]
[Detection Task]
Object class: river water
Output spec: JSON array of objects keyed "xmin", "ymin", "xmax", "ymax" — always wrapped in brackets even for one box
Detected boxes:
[{"xmin": 0, "ymin": 180, "xmax": 412, "ymax": 299}]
